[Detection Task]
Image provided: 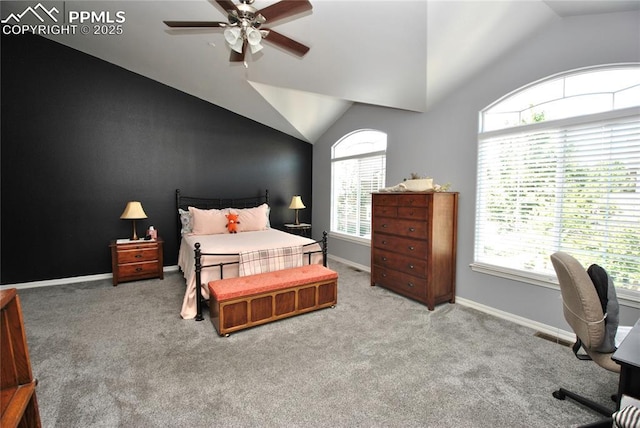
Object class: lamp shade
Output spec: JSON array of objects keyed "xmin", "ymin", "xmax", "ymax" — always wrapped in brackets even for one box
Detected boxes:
[
  {"xmin": 246, "ymin": 27, "xmax": 263, "ymax": 54},
  {"xmin": 224, "ymin": 27, "xmax": 244, "ymax": 54},
  {"xmin": 120, "ymin": 201, "xmax": 148, "ymax": 219},
  {"xmin": 289, "ymin": 196, "xmax": 305, "ymax": 210}
]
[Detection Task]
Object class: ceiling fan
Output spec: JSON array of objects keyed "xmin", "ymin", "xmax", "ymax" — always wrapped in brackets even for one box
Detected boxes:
[{"xmin": 164, "ymin": 0, "xmax": 312, "ymax": 63}]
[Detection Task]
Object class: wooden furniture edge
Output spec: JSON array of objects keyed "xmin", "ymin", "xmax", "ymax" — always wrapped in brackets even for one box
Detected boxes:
[{"xmin": 209, "ymin": 272, "xmax": 338, "ymax": 336}]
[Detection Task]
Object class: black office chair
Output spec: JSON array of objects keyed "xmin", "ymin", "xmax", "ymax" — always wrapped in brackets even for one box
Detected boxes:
[{"xmin": 550, "ymin": 252, "xmax": 619, "ymax": 417}]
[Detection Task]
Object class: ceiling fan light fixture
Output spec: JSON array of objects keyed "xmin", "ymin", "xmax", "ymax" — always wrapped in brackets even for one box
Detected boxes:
[
  {"xmin": 246, "ymin": 27, "xmax": 261, "ymax": 43},
  {"xmin": 165, "ymin": 0, "xmax": 313, "ymax": 62},
  {"xmin": 224, "ymin": 27, "xmax": 244, "ymax": 53},
  {"xmin": 249, "ymin": 41, "xmax": 263, "ymax": 54}
]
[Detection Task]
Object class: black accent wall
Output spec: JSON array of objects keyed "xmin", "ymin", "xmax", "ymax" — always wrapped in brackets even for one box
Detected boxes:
[{"xmin": 1, "ymin": 33, "xmax": 313, "ymax": 284}]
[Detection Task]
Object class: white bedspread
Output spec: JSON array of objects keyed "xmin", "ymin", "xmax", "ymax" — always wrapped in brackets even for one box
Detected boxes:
[{"xmin": 178, "ymin": 229, "xmax": 323, "ymax": 319}]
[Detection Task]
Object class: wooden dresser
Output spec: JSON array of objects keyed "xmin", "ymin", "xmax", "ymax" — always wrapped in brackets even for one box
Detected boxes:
[
  {"xmin": 1, "ymin": 288, "xmax": 41, "ymax": 428},
  {"xmin": 371, "ymin": 192, "xmax": 458, "ymax": 310},
  {"xmin": 110, "ymin": 238, "xmax": 164, "ymax": 286}
]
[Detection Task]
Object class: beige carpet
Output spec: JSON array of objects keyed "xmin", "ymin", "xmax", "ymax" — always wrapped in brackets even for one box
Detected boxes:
[{"xmin": 16, "ymin": 261, "xmax": 617, "ymax": 427}]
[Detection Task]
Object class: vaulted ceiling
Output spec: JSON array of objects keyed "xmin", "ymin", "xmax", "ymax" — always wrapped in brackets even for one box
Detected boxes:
[{"xmin": 5, "ymin": 0, "xmax": 638, "ymax": 143}]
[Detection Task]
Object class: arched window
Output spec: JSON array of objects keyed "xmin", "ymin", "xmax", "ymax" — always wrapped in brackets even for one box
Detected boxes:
[
  {"xmin": 331, "ymin": 130, "xmax": 387, "ymax": 240},
  {"xmin": 474, "ymin": 64, "xmax": 640, "ymax": 299}
]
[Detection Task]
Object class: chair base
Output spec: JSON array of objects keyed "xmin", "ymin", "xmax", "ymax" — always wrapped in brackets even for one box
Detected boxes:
[{"xmin": 553, "ymin": 388, "xmax": 614, "ymax": 417}]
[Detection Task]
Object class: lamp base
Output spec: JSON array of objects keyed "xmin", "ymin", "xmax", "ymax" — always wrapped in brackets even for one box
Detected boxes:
[{"xmin": 131, "ymin": 220, "xmax": 140, "ymax": 240}]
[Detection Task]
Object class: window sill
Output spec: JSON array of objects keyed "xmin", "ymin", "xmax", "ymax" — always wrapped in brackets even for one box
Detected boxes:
[{"xmin": 470, "ymin": 262, "xmax": 640, "ymax": 309}]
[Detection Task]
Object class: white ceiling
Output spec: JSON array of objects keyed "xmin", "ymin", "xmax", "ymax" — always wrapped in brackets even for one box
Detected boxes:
[{"xmin": 6, "ymin": 0, "xmax": 639, "ymax": 143}]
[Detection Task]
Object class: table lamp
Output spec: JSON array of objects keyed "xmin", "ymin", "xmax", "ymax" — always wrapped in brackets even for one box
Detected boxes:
[
  {"xmin": 120, "ymin": 201, "xmax": 147, "ymax": 240},
  {"xmin": 288, "ymin": 195, "xmax": 305, "ymax": 225}
]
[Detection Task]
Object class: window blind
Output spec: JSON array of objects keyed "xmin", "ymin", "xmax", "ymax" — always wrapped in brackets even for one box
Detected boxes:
[
  {"xmin": 331, "ymin": 154, "xmax": 386, "ymax": 239},
  {"xmin": 475, "ymin": 111, "xmax": 640, "ymax": 294}
]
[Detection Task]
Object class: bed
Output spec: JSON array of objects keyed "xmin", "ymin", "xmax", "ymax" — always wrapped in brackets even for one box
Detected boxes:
[{"xmin": 176, "ymin": 189, "xmax": 327, "ymax": 320}]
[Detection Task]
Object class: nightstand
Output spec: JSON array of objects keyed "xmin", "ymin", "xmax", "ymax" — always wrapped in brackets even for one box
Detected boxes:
[
  {"xmin": 110, "ymin": 238, "xmax": 164, "ymax": 286},
  {"xmin": 284, "ymin": 223, "xmax": 312, "ymax": 237}
]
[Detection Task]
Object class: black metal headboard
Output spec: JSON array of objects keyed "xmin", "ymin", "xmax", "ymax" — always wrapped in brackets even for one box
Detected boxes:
[
  {"xmin": 176, "ymin": 189, "xmax": 269, "ymax": 212},
  {"xmin": 176, "ymin": 189, "xmax": 270, "ymax": 241}
]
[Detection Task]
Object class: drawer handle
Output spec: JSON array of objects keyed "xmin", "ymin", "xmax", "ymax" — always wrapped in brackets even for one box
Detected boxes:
[
  {"xmin": 135, "ymin": 267, "xmax": 143, "ymax": 272},
  {"xmin": 407, "ymin": 282, "xmax": 414, "ymax": 287},
  {"xmin": 382, "ymin": 257, "xmax": 388, "ymax": 262},
  {"xmin": 408, "ymin": 246, "xmax": 414, "ymax": 251},
  {"xmin": 382, "ymin": 273, "xmax": 387, "ymax": 278},
  {"xmin": 382, "ymin": 224, "xmax": 388, "ymax": 228},
  {"xmin": 382, "ymin": 240, "xmax": 387, "ymax": 245},
  {"xmin": 135, "ymin": 254, "xmax": 143, "ymax": 258},
  {"xmin": 408, "ymin": 264, "xmax": 415, "ymax": 269},
  {"xmin": 408, "ymin": 227, "xmax": 415, "ymax": 232}
]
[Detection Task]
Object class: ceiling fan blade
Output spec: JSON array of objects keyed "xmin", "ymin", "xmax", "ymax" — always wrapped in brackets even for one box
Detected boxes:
[
  {"xmin": 215, "ymin": 0, "xmax": 239, "ymax": 13},
  {"xmin": 164, "ymin": 21, "xmax": 226, "ymax": 28},
  {"xmin": 262, "ymin": 29, "xmax": 310, "ymax": 56},
  {"xmin": 257, "ymin": 0, "xmax": 312, "ymax": 24},
  {"xmin": 229, "ymin": 41, "xmax": 246, "ymax": 62}
]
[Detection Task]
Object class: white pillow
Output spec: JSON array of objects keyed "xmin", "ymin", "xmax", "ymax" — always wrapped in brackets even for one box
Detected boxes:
[
  {"xmin": 233, "ymin": 204, "xmax": 270, "ymax": 232},
  {"xmin": 189, "ymin": 206, "xmax": 228, "ymax": 235}
]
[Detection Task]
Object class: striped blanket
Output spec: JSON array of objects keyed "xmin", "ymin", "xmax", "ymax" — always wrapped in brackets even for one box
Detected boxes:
[{"xmin": 239, "ymin": 245, "xmax": 303, "ymax": 276}]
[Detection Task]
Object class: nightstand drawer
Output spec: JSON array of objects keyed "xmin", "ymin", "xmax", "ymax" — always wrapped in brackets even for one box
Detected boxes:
[
  {"xmin": 117, "ymin": 248, "xmax": 158, "ymax": 264},
  {"xmin": 110, "ymin": 238, "xmax": 164, "ymax": 286},
  {"xmin": 118, "ymin": 261, "xmax": 160, "ymax": 278}
]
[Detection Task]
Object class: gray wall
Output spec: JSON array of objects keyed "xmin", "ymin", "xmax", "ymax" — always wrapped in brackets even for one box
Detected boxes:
[{"xmin": 313, "ymin": 10, "xmax": 640, "ymax": 330}]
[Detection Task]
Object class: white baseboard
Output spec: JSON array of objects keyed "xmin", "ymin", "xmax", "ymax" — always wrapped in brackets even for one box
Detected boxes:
[
  {"xmin": 0, "ymin": 265, "xmax": 180, "ymax": 290},
  {"xmin": 327, "ymin": 254, "xmax": 371, "ymax": 273},
  {"xmin": 1, "ymin": 259, "xmax": 575, "ymax": 344},
  {"xmin": 455, "ymin": 296, "xmax": 576, "ymax": 343},
  {"xmin": 327, "ymin": 255, "xmax": 574, "ymax": 343}
]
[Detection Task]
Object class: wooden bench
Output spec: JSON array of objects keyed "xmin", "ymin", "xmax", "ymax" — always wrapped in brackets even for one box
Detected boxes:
[{"xmin": 208, "ymin": 264, "xmax": 338, "ymax": 336}]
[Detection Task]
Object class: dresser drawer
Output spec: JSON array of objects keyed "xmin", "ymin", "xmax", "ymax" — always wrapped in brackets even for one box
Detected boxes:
[
  {"xmin": 397, "ymin": 206, "xmax": 428, "ymax": 220},
  {"xmin": 373, "ymin": 218, "xmax": 427, "ymax": 238},
  {"xmin": 372, "ymin": 266, "xmax": 426, "ymax": 300},
  {"xmin": 372, "ymin": 234, "xmax": 428, "ymax": 259},
  {"xmin": 372, "ymin": 249, "xmax": 426, "ymax": 278},
  {"xmin": 118, "ymin": 261, "xmax": 160, "ymax": 278},
  {"xmin": 373, "ymin": 194, "xmax": 399, "ymax": 206},
  {"xmin": 117, "ymin": 247, "xmax": 159, "ymax": 264},
  {"xmin": 398, "ymin": 194, "xmax": 430, "ymax": 207},
  {"xmin": 373, "ymin": 204, "xmax": 398, "ymax": 218}
]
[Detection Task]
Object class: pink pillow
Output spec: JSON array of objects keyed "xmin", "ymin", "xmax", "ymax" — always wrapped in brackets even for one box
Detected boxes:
[
  {"xmin": 189, "ymin": 207, "xmax": 228, "ymax": 235},
  {"xmin": 235, "ymin": 204, "xmax": 270, "ymax": 232}
]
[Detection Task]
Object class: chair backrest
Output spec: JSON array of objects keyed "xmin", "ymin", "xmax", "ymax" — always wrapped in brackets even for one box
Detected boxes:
[{"xmin": 550, "ymin": 252, "xmax": 605, "ymax": 350}]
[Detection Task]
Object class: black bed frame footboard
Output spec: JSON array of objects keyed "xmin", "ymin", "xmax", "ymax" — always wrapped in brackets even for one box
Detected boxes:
[{"xmin": 193, "ymin": 231, "xmax": 328, "ymax": 321}]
